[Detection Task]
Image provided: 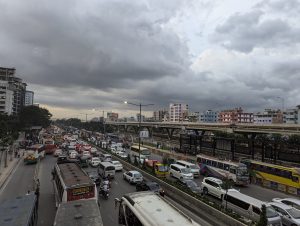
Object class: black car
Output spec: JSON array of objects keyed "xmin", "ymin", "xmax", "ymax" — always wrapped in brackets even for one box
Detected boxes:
[
  {"xmin": 87, "ymin": 171, "xmax": 100, "ymax": 186},
  {"xmin": 180, "ymin": 179, "xmax": 202, "ymax": 195},
  {"xmin": 136, "ymin": 181, "xmax": 164, "ymax": 196}
]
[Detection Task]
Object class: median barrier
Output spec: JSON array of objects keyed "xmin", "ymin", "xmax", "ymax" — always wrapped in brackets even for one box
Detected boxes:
[{"xmin": 90, "ymin": 142, "xmax": 247, "ymax": 226}]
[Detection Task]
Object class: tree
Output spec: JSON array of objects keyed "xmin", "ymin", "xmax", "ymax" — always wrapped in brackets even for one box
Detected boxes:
[
  {"xmin": 223, "ymin": 173, "xmax": 234, "ymax": 210},
  {"xmin": 19, "ymin": 106, "xmax": 52, "ymax": 129},
  {"xmin": 257, "ymin": 204, "xmax": 268, "ymax": 226},
  {"xmin": 288, "ymin": 134, "xmax": 300, "ymax": 151},
  {"xmin": 0, "ymin": 113, "xmax": 19, "ymax": 148}
]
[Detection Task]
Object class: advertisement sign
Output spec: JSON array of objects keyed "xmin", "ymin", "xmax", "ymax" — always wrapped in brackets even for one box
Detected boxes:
[{"xmin": 139, "ymin": 130, "xmax": 149, "ymax": 138}]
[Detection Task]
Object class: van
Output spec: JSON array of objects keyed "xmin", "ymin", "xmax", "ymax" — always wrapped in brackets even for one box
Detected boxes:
[
  {"xmin": 222, "ymin": 190, "xmax": 282, "ymax": 225},
  {"xmin": 98, "ymin": 162, "xmax": 116, "ymax": 179},
  {"xmin": 100, "ymin": 153, "xmax": 112, "ymax": 162},
  {"xmin": 169, "ymin": 164, "xmax": 194, "ymax": 180},
  {"xmin": 176, "ymin": 160, "xmax": 200, "ymax": 177}
]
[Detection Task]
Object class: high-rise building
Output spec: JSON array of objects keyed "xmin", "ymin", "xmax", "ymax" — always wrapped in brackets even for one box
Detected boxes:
[
  {"xmin": 169, "ymin": 103, "xmax": 189, "ymax": 122},
  {"xmin": 200, "ymin": 110, "xmax": 219, "ymax": 123},
  {"xmin": 107, "ymin": 112, "xmax": 119, "ymax": 121},
  {"xmin": 219, "ymin": 107, "xmax": 253, "ymax": 123},
  {"xmin": 0, "ymin": 81, "xmax": 14, "ymax": 115},
  {"xmin": 0, "ymin": 67, "xmax": 27, "ymax": 115},
  {"xmin": 153, "ymin": 109, "xmax": 169, "ymax": 122},
  {"xmin": 25, "ymin": 91, "xmax": 34, "ymax": 106}
]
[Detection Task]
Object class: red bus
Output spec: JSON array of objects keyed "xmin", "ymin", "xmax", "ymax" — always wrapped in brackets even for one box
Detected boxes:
[
  {"xmin": 52, "ymin": 162, "xmax": 97, "ymax": 207},
  {"xmin": 43, "ymin": 138, "xmax": 57, "ymax": 154}
]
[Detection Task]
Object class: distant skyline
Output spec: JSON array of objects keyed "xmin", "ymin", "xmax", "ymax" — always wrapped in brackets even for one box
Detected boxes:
[{"xmin": 1, "ymin": 0, "xmax": 300, "ymax": 120}]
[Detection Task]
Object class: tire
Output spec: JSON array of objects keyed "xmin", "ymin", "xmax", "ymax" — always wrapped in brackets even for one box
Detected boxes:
[{"xmin": 203, "ymin": 187, "xmax": 208, "ymax": 195}]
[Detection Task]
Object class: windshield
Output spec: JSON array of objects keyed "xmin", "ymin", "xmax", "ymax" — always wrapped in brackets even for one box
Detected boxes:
[
  {"xmin": 286, "ymin": 208, "xmax": 300, "ymax": 219},
  {"xmin": 157, "ymin": 165, "xmax": 168, "ymax": 172},
  {"xmin": 190, "ymin": 165, "xmax": 200, "ymax": 170},
  {"xmin": 237, "ymin": 167, "xmax": 249, "ymax": 176},
  {"xmin": 266, "ymin": 206, "xmax": 279, "ymax": 218},
  {"xmin": 181, "ymin": 168, "xmax": 191, "ymax": 174},
  {"xmin": 186, "ymin": 180, "xmax": 197, "ymax": 188}
]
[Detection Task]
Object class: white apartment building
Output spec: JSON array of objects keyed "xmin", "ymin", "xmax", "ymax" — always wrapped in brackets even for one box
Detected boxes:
[
  {"xmin": 25, "ymin": 90, "xmax": 34, "ymax": 106},
  {"xmin": 169, "ymin": 103, "xmax": 188, "ymax": 122},
  {"xmin": 0, "ymin": 81, "xmax": 14, "ymax": 115}
]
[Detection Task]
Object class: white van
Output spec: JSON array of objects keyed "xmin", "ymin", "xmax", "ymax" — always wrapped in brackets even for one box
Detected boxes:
[
  {"xmin": 100, "ymin": 153, "xmax": 112, "ymax": 162},
  {"xmin": 169, "ymin": 164, "xmax": 194, "ymax": 180},
  {"xmin": 222, "ymin": 190, "xmax": 282, "ymax": 225},
  {"xmin": 98, "ymin": 162, "xmax": 116, "ymax": 179},
  {"xmin": 176, "ymin": 160, "xmax": 200, "ymax": 177}
]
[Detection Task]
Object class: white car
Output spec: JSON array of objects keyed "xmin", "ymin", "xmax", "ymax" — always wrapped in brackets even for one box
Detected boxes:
[
  {"xmin": 90, "ymin": 147, "xmax": 97, "ymax": 154},
  {"xmin": 90, "ymin": 157, "xmax": 101, "ymax": 167},
  {"xmin": 110, "ymin": 160, "xmax": 123, "ymax": 171},
  {"xmin": 270, "ymin": 201, "xmax": 300, "ymax": 226},
  {"xmin": 53, "ymin": 149, "xmax": 63, "ymax": 157},
  {"xmin": 82, "ymin": 151, "xmax": 91, "ymax": 159},
  {"xmin": 116, "ymin": 151, "xmax": 127, "ymax": 159},
  {"xmin": 273, "ymin": 198, "xmax": 300, "ymax": 210},
  {"xmin": 123, "ymin": 171, "xmax": 143, "ymax": 184},
  {"xmin": 69, "ymin": 151, "xmax": 78, "ymax": 159},
  {"xmin": 201, "ymin": 177, "xmax": 236, "ymax": 199}
]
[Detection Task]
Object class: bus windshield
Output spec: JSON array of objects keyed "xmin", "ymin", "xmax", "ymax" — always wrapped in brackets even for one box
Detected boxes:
[{"xmin": 237, "ymin": 167, "xmax": 249, "ymax": 177}]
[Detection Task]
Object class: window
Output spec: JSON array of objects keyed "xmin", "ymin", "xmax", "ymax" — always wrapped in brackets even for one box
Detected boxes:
[
  {"xmin": 224, "ymin": 195, "xmax": 250, "ymax": 210},
  {"xmin": 252, "ymin": 206, "xmax": 261, "ymax": 215}
]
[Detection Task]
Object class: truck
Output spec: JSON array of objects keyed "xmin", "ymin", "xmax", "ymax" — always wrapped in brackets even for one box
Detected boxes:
[{"xmin": 145, "ymin": 159, "xmax": 169, "ymax": 178}]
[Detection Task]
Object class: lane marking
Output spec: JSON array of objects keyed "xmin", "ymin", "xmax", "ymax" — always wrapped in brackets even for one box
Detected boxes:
[{"xmin": 0, "ymin": 158, "xmax": 22, "ymax": 195}]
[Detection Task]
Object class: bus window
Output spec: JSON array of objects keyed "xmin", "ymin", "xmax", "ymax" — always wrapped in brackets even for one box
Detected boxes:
[
  {"xmin": 212, "ymin": 161, "xmax": 217, "ymax": 167},
  {"xmin": 217, "ymin": 162, "xmax": 224, "ymax": 169},
  {"xmin": 229, "ymin": 167, "xmax": 236, "ymax": 174},
  {"xmin": 224, "ymin": 164, "xmax": 229, "ymax": 170},
  {"xmin": 125, "ymin": 206, "xmax": 143, "ymax": 226}
]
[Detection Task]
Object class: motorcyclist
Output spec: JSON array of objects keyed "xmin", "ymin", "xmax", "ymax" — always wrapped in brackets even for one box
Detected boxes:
[{"xmin": 100, "ymin": 181, "xmax": 109, "ymax": 199}]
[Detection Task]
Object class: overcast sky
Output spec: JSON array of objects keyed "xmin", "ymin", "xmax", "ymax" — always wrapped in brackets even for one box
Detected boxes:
[{"xmin": 1, "ymin": 0, "xmax": 299, "ymax": 119}]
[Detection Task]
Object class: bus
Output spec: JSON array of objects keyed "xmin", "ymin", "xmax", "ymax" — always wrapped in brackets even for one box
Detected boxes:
[
  {"xmin": 0, "ymin": 193, "xmax": 38, "ymax": 226},
  {"xmin": 52, "ymin": 162, "xmax": 97, "ymax": 207},
  {"xmin": 196, "ymin": 154, "xmax": 249, "ymax": 186},
  {"xmin": 241, "ymin": 159, "xmax": 300, "ymax": 196},
  {"xmin": 24, "ymin": 144, "xmax": 45, "ymax": 164},
  {"xmin": 115, "ymin": 191, "xmax": 201, "ymax": 226},
  {"xmin": 43, "ymin": 138, "xmax": 57, "ymax": 154},
  {"xmin": 131, "ymin": 145, "xmax": 151, "ymax": 162},
  {"xmin": 53, "ymin": 199, "xmax": 103, "ymax": 226}
]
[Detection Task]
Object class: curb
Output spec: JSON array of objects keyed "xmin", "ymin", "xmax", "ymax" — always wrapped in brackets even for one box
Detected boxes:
[{"xmin": 0, "ymin": 158, "xmax": 21, "ymax": 191}]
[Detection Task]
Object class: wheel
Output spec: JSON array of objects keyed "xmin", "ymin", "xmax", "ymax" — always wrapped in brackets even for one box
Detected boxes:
[{"xmin": 203, "ymin": 187, "xmax": 208, "ymax": 195}]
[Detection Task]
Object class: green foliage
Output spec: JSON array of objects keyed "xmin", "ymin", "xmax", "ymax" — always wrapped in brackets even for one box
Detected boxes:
[
  {"xmin": 257, "ymin": 205, "xmax": 268, "ymax": 226},
  {"xmin": 0, "ymin": 113, "xmax": 19, "ymax": 147},
  {"xmin": 19, "ymin": 106, "xmax": 52, "ymax": 129}
]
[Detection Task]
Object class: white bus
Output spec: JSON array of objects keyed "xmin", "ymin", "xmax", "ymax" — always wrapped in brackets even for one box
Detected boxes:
[
  {"xmin": 196, "ymin": 154, "xmax": 249, "ymax": 186},
  {"xmin": 115, "ymin": 191, "xmax": 201, "ymax": 226},
  {"xmin": 131, "ymin": 145, "xmax": 151, "ymax": 162}
]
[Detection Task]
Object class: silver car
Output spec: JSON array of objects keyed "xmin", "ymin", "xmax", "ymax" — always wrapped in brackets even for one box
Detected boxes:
[
  {"xmin": 273, "ymin": 198, "xmax": 300, "ymax": 211},
  {"xmin": 270, "ymin": 202, "xmax": 300, "ymax": 226}
]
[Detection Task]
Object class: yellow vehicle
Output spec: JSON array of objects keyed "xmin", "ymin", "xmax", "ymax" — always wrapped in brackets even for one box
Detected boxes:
[
  {"xmin": 241, "ymin": 159, "xmax": 300, "ymax": 196},
  {"xmin": 146, "ymin": 160, "xmax": 169, "ymax": 178}
]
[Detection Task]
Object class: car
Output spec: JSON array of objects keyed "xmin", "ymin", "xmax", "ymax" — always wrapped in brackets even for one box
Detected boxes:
[
  {"xmin": 116, "ymin": 151, "xmax": 127, "ymax": 159},
  {"xmin": 53, "ymin": 149, "xmax": 63, "ymax": 157},
  {"xmin": 269, "ymin": 201, "xmax": 300, "ymax": 226},
  {"xmin": 180, "ymin": 179, "xmax": 202, "ymax": 195},
  {"xmin": 90, "ymin": 157, "xmax": 101, "ymax": 167},
  {"xmin": 110, "ymin": 160, "xmax": 123, "ymax": 171},
  {"xmin": 87, "ymin": 171, "xmax": 100, "ymax": 186},
  {"xmin": 136, "ymin": 181, "xmax": 165, "ymax": 196},
  {"xmin": 273, "ymin": 198, "xmax": 300, "ymax": 211},
  {"xmin": 90, "ymin": 147, "xmax": 97, "ymax": 154},
  {"xmin": 82, "ymin": 151, "xmax": 92, "ymax": 159},
  {"xmin": 69, "ymin": 151, "xmax": 78, "ymax": 159},
  {"xmin": 201, "ymin": 177, "xmax": 236, "ymax": 199},
  {"xmin": 123, "ymin": 170, "xmax": 143, "ymax": 184}
]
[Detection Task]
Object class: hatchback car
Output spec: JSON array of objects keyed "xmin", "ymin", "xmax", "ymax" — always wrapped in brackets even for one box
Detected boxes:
[
  {"xmin": 110, "ymin": 160, "xmax": 123, "ymax": 171},
  {"xmin": 270, "ymin": 201, "xmax": 300, "ymax": 226},
  {"xmin": 180, "ymin": 179, "xmax": 202, "ymax": 195},
  {"xmin": 123, "ymin": 170, "xmax": 143, "ymax": 184},
  {"xmin": 90, "ymin": 157, "xmax": 101, "ymax": 167},
  {"xmin": 136, "ymin": 181, "xmax": 164, "ymax": 196}
]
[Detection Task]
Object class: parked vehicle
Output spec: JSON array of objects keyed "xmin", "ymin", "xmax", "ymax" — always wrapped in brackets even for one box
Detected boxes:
[
  {"xmin": 273, "ymin": 198, "xmax": 300, "ymax": 211},
  {"xmin": 201, "ymin": 177, "xmax": 232, "ymax": 199},
  {"xmin": 136, "ymin": 181, "xmax": 164, "ymax": 196},
  {"xmin": 90, "ymin": 157, "xmax": 101, "ymax": 167},
  {"xmin": 222, "ymin": 190, "xmax": 282, "ymax": 225},
  {"xmin": 123, "ymin": 171, "xmax": 143, "ymax": 184},
  {"xmin": 98, "ymin": 162, "xmax": 116, "ymax": 179},
  {"xmin": 110, "ymin": 160, "xmax": 123, "ymax": 171},
  {"xmin": 169, "ymin": 164, "xmax": 193, "ymax": 181},
  {"xmin": 176, "ymin": 160, "xmax": 200, "ymax": 177},
  {"xmin": 180, "ymin": 179, "xmax": 202, "ymax": 195},
  {"xmin": 270, "ymin": 202, "xmax": 300, "ymax": 226}
]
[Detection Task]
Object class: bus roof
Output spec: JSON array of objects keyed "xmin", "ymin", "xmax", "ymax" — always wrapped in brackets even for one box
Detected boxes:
[
  {"xmin": 56, "ymin": 163, "xmax": 94, "ymax": 188},
  {"xmin": 196, "ymin": 154, "xmax": 242, "ymax": 167},
  {"xmin": 53, "ymin": 199, "xmax": 103, "ymax": 226},
  {"xmin": 0, "ymin": 194, "xmax": 36, "ymax": 226},
  {"xmin": 245, "ymin": 159, "xmax": 300, "ymax": 173},
  {"xmin": 123, "ymin": 192, "xmax": 201, "ymax": 226}
]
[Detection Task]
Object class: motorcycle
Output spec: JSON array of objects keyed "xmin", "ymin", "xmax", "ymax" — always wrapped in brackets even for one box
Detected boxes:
[{"xmin": 100, "ymin": 186, "xmax": 109, "ymax": 199}]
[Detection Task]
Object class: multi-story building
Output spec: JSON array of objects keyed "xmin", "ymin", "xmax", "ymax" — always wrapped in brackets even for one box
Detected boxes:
[
  {"xmin": 253, "ymin": 109, "xmax": 283, "ymax": 124},
  {"xmin": 187, "ymin": 112, "xmax": 200, "ymax": 122},
  {"xmin": 219, "ymin": 107, "xmax": 253, "ymax": 123},
  {"xmin": 25, "ymin": 91, "xmax": 34, "ymax": 106},
  {"xmin": 107, "ymin": 112, "xmax": 119, "ymax": 122},
  {"xmin": 0, "ymin": 67, "xmax": 27, "ymax": 115},
  {"xmin": 284, "ymin": 107, "xmax": 299, "ymax": 124},
  {"xmin": 136, "ymin": 113, "xmax": 145, "ymax": 122},
  {"xmin": 169, "ymin": 103, "xmax": 189, "ymax": 122},
  {"xmin": 153, "ymin": 109, "xmax": 169, "ymax": 122},
  {"xmin": 200, "ymin": 110, "xmax": 219, "ymax": 123},
  {"xmin": 0, "ymin": 81, "xmax": 14, "ymax": 115}
]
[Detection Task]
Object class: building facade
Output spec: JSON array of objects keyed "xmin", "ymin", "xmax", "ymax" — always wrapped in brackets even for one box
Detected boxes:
[
  {"xmin": 187, "ymin": 112, "xmax": 200, "ymax": 122},
  {"xmin": 107, "ymin": 112, "xmax": 119, "ymax": 122},
  {"xmin": 200, "ymin": 110, "xmax": 219, "ymax": 123},
  {"xmin": 136, "ymin": 113, "xmax": 145, "ymax": 122},
  {"xmin": 0, "ymin": 67, "xmax": 27, "ymax": 115},
  {"xmin": 219, "ymin": 107, "xmax": 253, "ymax": 123},
  {"xmin": 169, "ymin": 103, "xmax": 189, "ymax": 122},
  {"xmin": 254, "ymin": 109, "xmax": 283, "ymax": 124},
  {"xmin": 153, "ymin": 109, "xmax": 169, "ymax": 122},
  {"xmin": 284, "ymin": 107, "xmax": 299, "ymax": 124},
  {"xmin": 0, "ymin": 81, "xmax": 14, "ymax": 115},
  {"xmin": 25, "ymin": 91, "xmax": 34, "ymax": 106}
]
